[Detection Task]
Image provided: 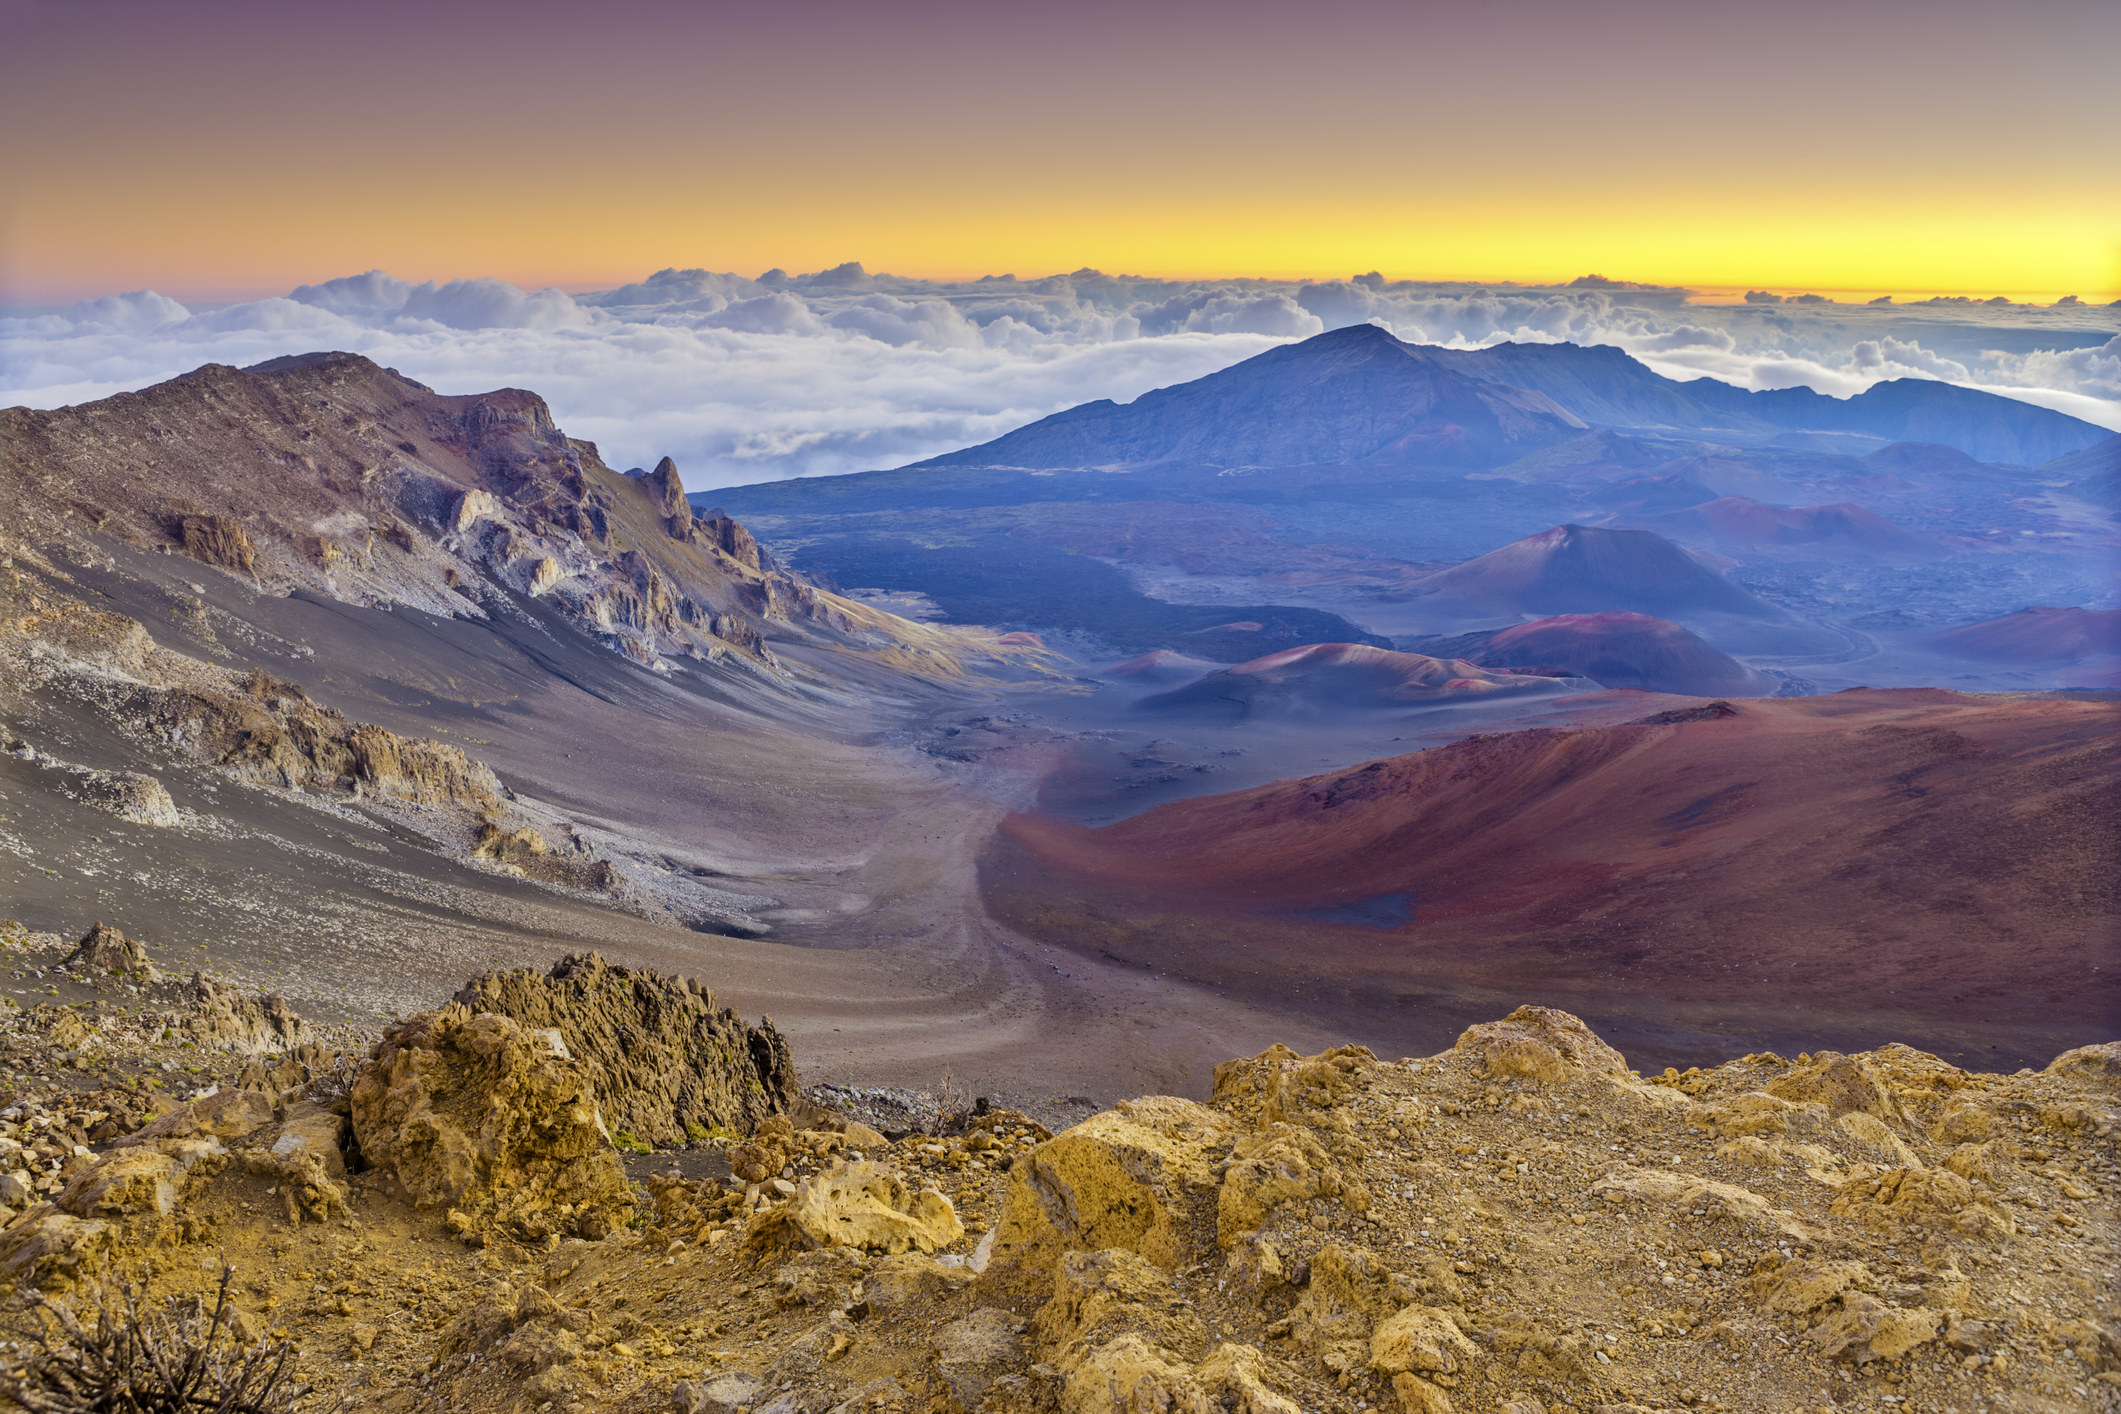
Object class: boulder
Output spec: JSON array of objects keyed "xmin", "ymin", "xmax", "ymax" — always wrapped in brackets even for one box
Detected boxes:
[
  {"xmin": 350, "ymin": 1004, "xmax": 633, "ymax": 1242},
  {"xmin": 1218, "ymin": 1122, "xmax": 1341, "ymax": 1247},
  {"xmin": 1809, "ymin": 1295, "xmax": 1940, "ymax": 1363},
  {"xmin": 2047, "ymin": 1040, "xmax": 2121, "ymax": 1084},
  {"xmin": 931, "ymin": 1307, "xmax": 1028, "ymax": 1413},
  {"xmin": 984, "ymin": 1096, "xmax": 1230, "ymax": 1291},
  {"xmin": 1453, "ymin": 1006, "xmax": 1628, "ymax": 1084},
  {"xmin": 64, "ymin": 923, "xmax": 156, "ymax": 982},
  {"xmin": 82, "ymin": 771, "xmax": 180, "ymax": 827},
  {"xmin": 452, "ymin": 952, "xmax": 797, "ymax": 1146},
  {"xmin": 117, "ymin": 1087, "xmax": 275, "ymax": 1148},
  {"xmin": 0, "ymin": 1206, "xmax": 113, "ymax": 1289},
  {"xmin": 673, "ymin": 1372, "xmax": 765, "ymax": 1414},
  {"xmin": 58, "ymin": 1138, "xmax": 226, "ymax": 1219},
  {"xmin": 177, "ymin": 514, "xmax": 255, "ymax": 575},
  {"xmin": 747, "ymin": 1160, "xmax": 962, "ymax": 1254},
  {"xmin": 1370, "ymin": 1305, "xmax": 1478, "ymax": 1377},
  {"xmin": 169, "ymin": 973, "xmax": 308, "ymax": 1054},
  {"xmin": 1765, "ymin": 1052, "xmax": 1898, "ymax": 1119}
]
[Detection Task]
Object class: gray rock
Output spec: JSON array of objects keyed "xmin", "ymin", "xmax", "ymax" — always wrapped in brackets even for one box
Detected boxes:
[{"xmin": 673, "ymin": 1371, "xmax": 765, "ymax": 1414}]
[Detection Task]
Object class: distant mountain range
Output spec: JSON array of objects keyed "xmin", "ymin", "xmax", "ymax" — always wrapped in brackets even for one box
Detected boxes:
[{"xmin": 914, "ymin": 325, "xmax": 2111, "ymax": 473}]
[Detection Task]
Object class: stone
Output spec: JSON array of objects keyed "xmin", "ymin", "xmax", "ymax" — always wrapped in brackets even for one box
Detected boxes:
[
  {"xmin": 167, "ymin": 974, "xmax": 307, "ymax": 1054},
  {"xmin": 81, "ymin": 771, "xmax": 180, "ymax": 827},
  {"xmin": 452, "ymin": 488, "xmax": 497, "ymax": 533},
  {"xmin": 748, "ymin": 1160, "xmax": 962, "ymax": 1254},
  {"xmin": 0, "ymin": 1206, "xmax": 113, "ymax": 1289},
  {"xmin": 1765, "ymin": 1052, "xmax": 1897, "ymax": 1118},
  {"xmin": 1218, "ymin": 1122, "xmax": 1341, "ymax": 1247},
  {"xmin": 64, "ymin": 923, "xmax": 157, "ymax": 982},
  {"xmin": 451, "ymin": 952, "xmax": 797, "ymax": 1146},
  {"xmin": 1393, "ymin": 1374, "xmax": 1456, "ymax": 1414},
  {"xmin": 59, "ymin": 1139, "xmax": 225, "ymax": 1219},
  {"xmin": 0, "ymin": 1172, "xmax": 33, "ymax": 1207},
  {"xmin": 841, "ymin": 1120, "xmax": 889, "ymax": 1150},
  {"xmin": 263, "ymin": 1103, "xmax": 348, "ymax": 1180},
  {"xmin": 1808, "ymin": 1295, "xmax": 1940, "ymax": 1363},
  {"xmin": 528, "ymin": 556, "xmax": 564, "ymax": 596},
  {"xmin": 118, "ymin": 1087, "xmax": 275, "ymax": 1148},
  {"xmin": 673, "ymin": 1372, "xmax": 765, "ymax": 1414},
  {"xmin": 984, "ymin": 1095, "xmax": 1230, "ymax": 1290},
  {"xmin": 1034, "ymin": 1247, "xmax": 1205, "ymax": 1357},
  {"xmin": 932, "ymin": 1307, "xmax": 1028, "ymax": 1412},
  {"xmin": 350, "ymin": 1004, "xmax": 633, "ymax": 1242},
  {"xmin": 864, "ymin": 1251, "xmax": 976, "ymax": 1311},
  {"xmin": 1454, "ymin": 1006, "xmax": 1629, "ymax": 1083},
  {"xmin": 1755, "ymin": 1258, "xmax": 1873, "ymax": 1316},
  {"xmin": 2047, "ymin": 1040, "xmax": 2121, "ymax": 1084},
  {"xmin": 177, "ymin": 514, "xmax": 255, "ymax": 575},
  {"xmin": 1370, "ymin": 1305, "xmax": 1479, "ymax": 1376}
]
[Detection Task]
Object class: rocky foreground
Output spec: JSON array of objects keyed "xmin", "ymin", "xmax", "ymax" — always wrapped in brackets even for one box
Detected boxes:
[{"xmin": 0, "ymin": 949, "xmax": 2111, "ymax": 1414}]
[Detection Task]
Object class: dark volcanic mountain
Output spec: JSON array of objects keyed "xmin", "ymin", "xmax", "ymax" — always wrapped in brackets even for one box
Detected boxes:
[
  {"xmin": 915, "ymin": 327, "xmax": 2108, "ymax": 475},
  {"xmin": 1407, "ymin": 611, "xmax": 1774, "ymax": 696},
  {"xmin": 914, "ymin": 324, "xmax": 1587, "ymax": 473},
  {"xmin": 1407, "ymin": 524, "xmax": 1778, "ymax": 618}
]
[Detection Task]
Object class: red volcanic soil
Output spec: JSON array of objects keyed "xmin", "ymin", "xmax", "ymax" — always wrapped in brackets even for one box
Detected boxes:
[
  {"xmin": 1476, "ymin": 612, "xmax": 1771, "ymax": 697},
  {"xmin": 986, "ymin": 690, "xmax": 2119, "ymax": 1068},
  {"xmin": 1929, "ymin": 606, "xmax": 2121, "ymax": 666},
  {"xmin": 1135, "ymin": 642, "xmax": 1570, "ymax": 719},
  {"xmin": 1636, "ymin": 497, "xmax": 1940, "ymax": 562}
]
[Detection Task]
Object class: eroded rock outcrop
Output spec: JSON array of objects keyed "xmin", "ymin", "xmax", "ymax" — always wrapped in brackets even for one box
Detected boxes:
[
  {"xmin": 62, "ymin": 923, "xmax": 156, "ymax": 983},
  {"xmin": 450, "ymin": 952, "xmax": 797, "ymax": 1147},
  {"xmin": 80, "ymin": 769, "xmax": 180, "ymax": 826},
  {"xmin": 167, "ymin": 973, "xmax": 308, "ymax": 1054},
  {"xmin": 349, "ymin": 1003, "xmax": 633, "ymax": 1242}
]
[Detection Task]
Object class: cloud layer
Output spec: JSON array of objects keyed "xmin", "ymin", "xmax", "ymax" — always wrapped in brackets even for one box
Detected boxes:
[{"xmin": 5, "ymin": 266, "xmax": 2116, "ymax": 487}]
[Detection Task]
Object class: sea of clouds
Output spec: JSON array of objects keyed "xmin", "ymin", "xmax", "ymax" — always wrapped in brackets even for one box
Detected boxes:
[{"xmin": 5, "ymin": 265, "xmax": 2116, "ymax": 487}]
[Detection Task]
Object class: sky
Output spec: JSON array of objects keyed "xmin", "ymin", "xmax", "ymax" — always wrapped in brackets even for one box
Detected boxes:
[
  {"xmin": 2, "ymin": 0, "xmax": 2115, "ymax": 487},
  {"xmin": 3, "ymin": 0, "xmax": 2118, "ymax": 304}
]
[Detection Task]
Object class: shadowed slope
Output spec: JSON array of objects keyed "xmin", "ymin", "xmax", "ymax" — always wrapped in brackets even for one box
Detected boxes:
[{"xmin": 1929, "ymin": 606, "xmax": 2121, "ymax": 667}]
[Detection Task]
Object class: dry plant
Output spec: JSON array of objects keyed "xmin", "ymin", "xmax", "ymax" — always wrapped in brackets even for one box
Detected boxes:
[
  {"xmin": 932, "ymin": 1069, "xmax": 970, "ymax": 1133},
  {"xmin": 0, "ymin": 1265, "xmax": 311, "ymax": 1413}
]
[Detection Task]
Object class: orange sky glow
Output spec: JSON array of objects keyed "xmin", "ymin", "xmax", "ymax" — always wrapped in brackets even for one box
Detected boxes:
[{"xmin": 3, "ymin": 0, "xmax": 2116, "ymax": 305}]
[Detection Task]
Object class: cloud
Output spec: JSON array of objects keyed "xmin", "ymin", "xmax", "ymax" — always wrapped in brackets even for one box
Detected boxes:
[
  {"xmin": 64, "ymin": 289, "xmax": 190, "ymax": 333},
  {"xmin": 4, "ymin": 265, "xmax": 2116, "ymax": 488},
  {"xmin": 288, "ymin": 271, "xmax": 592, "ymax": 329}
]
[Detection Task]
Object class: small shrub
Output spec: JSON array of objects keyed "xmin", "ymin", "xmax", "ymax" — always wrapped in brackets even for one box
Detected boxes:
[{"xmin": 0, "ymin": 1265, "xmax": 309, "ymax": 1412}]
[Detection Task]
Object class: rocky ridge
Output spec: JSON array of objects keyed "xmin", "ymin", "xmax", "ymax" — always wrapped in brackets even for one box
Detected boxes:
[
  {"xmin": 0, "ymin": 969, "xmax": 2108, "ymax": 1414},
  {"xmin": 0, "ymin": 353, "xmax": 1043, "ymax": 684}
]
